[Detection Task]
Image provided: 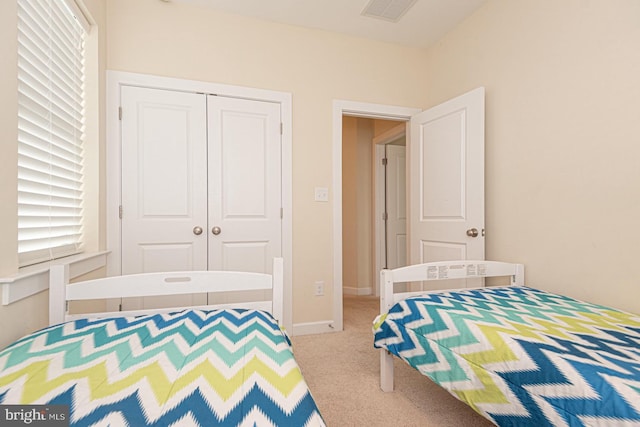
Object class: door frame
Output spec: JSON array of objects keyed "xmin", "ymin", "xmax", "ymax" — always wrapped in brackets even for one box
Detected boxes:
[
  {"xmin": 332, "ymin": 101, "xmax": 421, "ymax": 331},
  {"xmin": 107, "ymin": 70, "xmax": 294, "ymax": 332}
]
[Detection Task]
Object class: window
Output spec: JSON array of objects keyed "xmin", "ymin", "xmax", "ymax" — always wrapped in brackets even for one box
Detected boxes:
[{"xmin": 17, "ymin": 0, "xmax": 90, "ymax": 267}]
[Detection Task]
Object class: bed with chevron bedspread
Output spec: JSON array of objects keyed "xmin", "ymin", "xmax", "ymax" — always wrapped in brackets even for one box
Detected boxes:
[
  {"xmin": 0, "ymin": 308, "xmax": 325, "ymax": 426},
  {"xmin": 373, "ymin": 285, "xmax": 640, "ymax": 426}
]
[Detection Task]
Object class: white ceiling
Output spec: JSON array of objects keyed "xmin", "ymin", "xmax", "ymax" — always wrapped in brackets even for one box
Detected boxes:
[{"xmin": 170, "ymin": 0, "xmax": 487, "ymax": 49}]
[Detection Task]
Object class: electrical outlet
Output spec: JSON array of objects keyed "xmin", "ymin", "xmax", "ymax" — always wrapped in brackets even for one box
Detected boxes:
[
  {"xmin": 314, "ymin": 187, "xmax": 329, "ymax": 202},
  {"xmin": 314, "ymin": 281, "xmax": 324, "ymax": 296}
]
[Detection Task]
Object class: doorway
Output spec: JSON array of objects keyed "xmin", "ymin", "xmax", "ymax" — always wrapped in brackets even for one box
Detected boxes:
[
  {"xmin": 374, "ymin": 123, "xmax": 408, "ymax": 284},
  {"xmin": 341, "ymin": 117, "xmax": 407, "ymax": 299},
  {"xmin": 331, "ymin": 101, "xmax": 421, "ymax": 332}
]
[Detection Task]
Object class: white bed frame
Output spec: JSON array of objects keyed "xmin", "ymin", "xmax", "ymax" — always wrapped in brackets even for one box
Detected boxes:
[
  {"xmin": 379, "ymin": 260, "xmax": 524, "ymax": 392},
  {"xmin": 49, "ymin": 257, "xmax": 284, "ymax": 326}
]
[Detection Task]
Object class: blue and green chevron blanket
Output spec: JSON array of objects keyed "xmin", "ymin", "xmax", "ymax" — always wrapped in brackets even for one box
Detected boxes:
[
  {"xmin": 0, "ymin": 308, "xmax": 325, "ymax": 426},
  {"xmin": 373, "ymin": 286, "xmax": 640, "ymax": 426}
]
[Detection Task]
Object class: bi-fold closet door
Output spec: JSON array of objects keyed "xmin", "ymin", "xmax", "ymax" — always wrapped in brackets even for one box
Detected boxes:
[{"xmin": 120, "ymin": 86, "xmax": 282, "ymax": 283}]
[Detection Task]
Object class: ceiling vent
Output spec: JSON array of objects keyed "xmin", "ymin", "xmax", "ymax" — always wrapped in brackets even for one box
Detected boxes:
[{"xmin": 361, "ymin": 0, "xmax": 418, "ymax": 22}]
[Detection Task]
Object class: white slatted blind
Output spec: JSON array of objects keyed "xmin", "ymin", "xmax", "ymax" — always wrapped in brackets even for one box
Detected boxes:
[{"xmin": 17, "ymin": 0, "xmax": 88, "ymax": 267}]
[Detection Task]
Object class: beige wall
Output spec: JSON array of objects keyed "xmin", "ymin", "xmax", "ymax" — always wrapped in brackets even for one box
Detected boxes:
[
  {"xmin": 342, "ymin": 117, "xmax": 374, "ymax": 295},
  {"xmin": 356, "ymin": 121, "xmax": 374, "ymax": 294},
  {"xmin": 3, "ymin": 0, "xmax": 639, "ymax": 348},
  {"xmin": 374, "ymin": 119, "xmax": 403, "ymax": 138},
  {"xmin": 342, "ymin": 117, "xmax": 359, "ymax": 292},
  {"xmin": 425, "ymin": 0, "xmax": 640, "ymax": 313},
  {"xmin": 0, "ymin": 2, "xmax": 18, "ymax": 279},
  {"xmin": 105, "ymin": 0, "xmax": 429, "ymax": 324}
]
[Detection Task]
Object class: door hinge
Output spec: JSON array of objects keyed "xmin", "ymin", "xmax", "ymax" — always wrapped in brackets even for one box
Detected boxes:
[
  {"xmin": 382, "ymin": 157, "xmax": 388, "ymax": 166},
  {"xmin": 280, "ymin": 208, "xmax": 283, "ymax": 219},
  {"xmin": 280, "ymin": 123, "xmax": 283, "ymax": 135},
  {"xmin": 119, "ymin": 205, "xmax": 123, "ymax": 219},
  {"xmin": 382, "ymin": 212, "xmax": 388, "ymax": 221},
  {"xmin": 118, "ymin": 106, "xmax": 122, "ymax": 120}
]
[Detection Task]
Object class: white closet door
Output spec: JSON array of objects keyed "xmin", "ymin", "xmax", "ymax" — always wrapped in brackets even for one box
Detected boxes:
[
  {"xmin": 120, "ymin": 86, "xmax": 208, "ymax": 275},
  {"xmin": 207, "ymin": 96, "xmax": 282, "ymax": 274}
]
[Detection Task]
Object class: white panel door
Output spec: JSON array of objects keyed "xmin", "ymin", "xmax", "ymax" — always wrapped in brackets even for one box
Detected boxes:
[
  {"xmin": 385, "ymin": 144, "xmax": 407, "ymax": 270},
  {"xmin": 207, "ymin": 96, "xmax": 282, "ymax": 274},
  {"xmin": 121, "ymin": 86, "xmax": 208, "ymax": 275},
  {"xmin": 410, "ymin": 87, "xmax": 484, "ymax": 288}
]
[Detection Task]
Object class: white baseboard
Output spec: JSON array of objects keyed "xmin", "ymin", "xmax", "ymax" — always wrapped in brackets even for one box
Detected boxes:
[
  {"xmin": 292, "ymin": 320, "xmax": 336, "ymax": 336},
  {"xmin": 342, "ymin": 286, "xmax": 373, "ymax": 296}
]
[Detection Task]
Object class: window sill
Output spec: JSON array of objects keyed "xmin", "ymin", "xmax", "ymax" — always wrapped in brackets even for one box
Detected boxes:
[{"xmin": 0, "ymin": 251, "xmax": 109, "ymax": 306}]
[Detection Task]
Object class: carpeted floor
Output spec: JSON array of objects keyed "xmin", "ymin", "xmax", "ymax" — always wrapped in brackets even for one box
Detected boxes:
[{"xmin": 290, "ymin": 295, "xmax": 495, "ymax": 426}]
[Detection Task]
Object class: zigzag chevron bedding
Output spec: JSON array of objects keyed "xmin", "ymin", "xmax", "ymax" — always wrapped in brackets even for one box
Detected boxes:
[
  {"xmin": 373, "ymin": 286, "xmax": 640, "ymax": 426},
  {"xmin": 0, "ymin": 309, "xmax": 325, "ymax": 426}
]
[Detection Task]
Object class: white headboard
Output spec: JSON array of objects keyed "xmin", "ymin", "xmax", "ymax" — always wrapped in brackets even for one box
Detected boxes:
[{"xmin": 49, "ymin": 258, "xmax": 284, "ymax": 325}]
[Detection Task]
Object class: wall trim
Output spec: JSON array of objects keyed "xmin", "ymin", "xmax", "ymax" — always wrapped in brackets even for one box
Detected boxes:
[
  {"xmin": 342, "ymin": 286, "xmax": 373, "ymax": 296},
  {"xmin": 0, "ymin": 251, "xmax": 108, "ymax": 305},
  {"xmin": 292, "ymin": 320, "xmax": 336, "ymax": 336}
]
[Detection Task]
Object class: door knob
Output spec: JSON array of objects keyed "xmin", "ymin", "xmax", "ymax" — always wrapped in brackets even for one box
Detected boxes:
[
  {"xmin": 466, "ymin": 228, "xmax": 479, "ymax": 238},
  {"xmin": 211, "ymin": 226, "xmax": 221, "ymax": 235},
  {"xmin": 193, "ymin": 226, "xmax": 203, "ymax": 235}
]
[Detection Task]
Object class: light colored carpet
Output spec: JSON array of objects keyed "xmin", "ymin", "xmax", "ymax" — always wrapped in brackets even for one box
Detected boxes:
[{"xmin": 290, "ymin": 295, "xmax": 495, "ymax": 427}]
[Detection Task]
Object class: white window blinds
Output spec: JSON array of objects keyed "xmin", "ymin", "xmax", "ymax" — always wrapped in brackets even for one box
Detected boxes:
[{"xmin": 17, "ymin": 0, "xmax": 88, "ymax": 267}]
